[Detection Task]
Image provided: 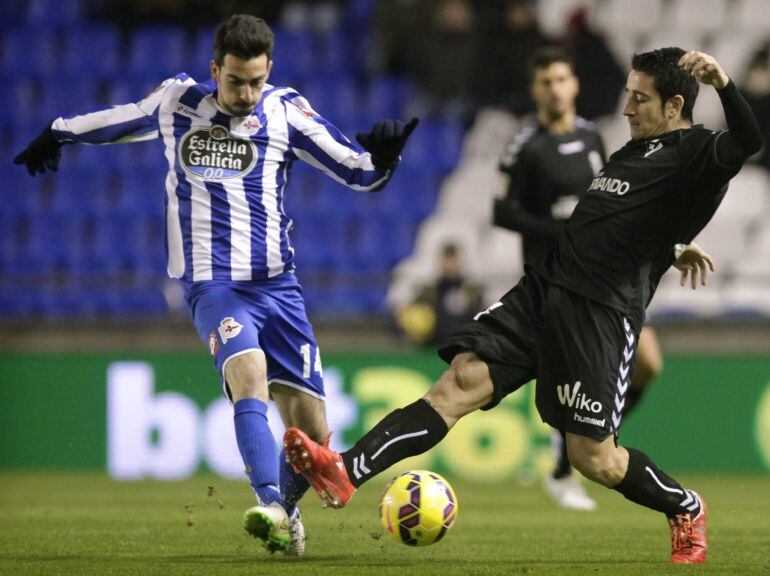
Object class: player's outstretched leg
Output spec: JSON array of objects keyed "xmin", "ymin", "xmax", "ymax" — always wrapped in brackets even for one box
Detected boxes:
[
  {"xmin": 285, "ymin": 352, "xmax": 494, "ymax": 508},
  {"xmin": 567, "ymin": 435, "xmax": 708, "ymax": 564},
  {"xmin": 544, "ymin": 430, "xmax": 597, "ymax": 511}
]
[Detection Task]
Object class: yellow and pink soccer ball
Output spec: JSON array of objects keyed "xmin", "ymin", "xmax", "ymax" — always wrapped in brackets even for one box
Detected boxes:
[{"xmin": 379, "ymin": 470, "xmax": 458, "ymax": 546}]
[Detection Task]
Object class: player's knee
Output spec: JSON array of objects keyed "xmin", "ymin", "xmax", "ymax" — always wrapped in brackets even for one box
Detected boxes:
[
  {"xmin": 426, "ymin": 354, "xmax": 493, "ymax": 421},
  {"xmin": 569, "ymin": 451, "xmax": 609, "ymax": 486},
  {"xmin": 567, "ymin": 438, "xmax": 625, "ymax": 487},
  {"xmin": 224, "ymin": 352, "xmax": 268, "ymax": 402}
]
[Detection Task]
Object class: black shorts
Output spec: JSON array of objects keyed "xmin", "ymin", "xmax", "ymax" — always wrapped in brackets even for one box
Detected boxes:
[{"xmin": 438, "ymin": 271, "xmax": 639, "ymax": 441}]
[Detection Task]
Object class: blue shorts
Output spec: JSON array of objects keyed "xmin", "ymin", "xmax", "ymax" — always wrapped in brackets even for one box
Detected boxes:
[{"xmin": 185, "ymin": 273, "xmax": 325, "ymax": 401}]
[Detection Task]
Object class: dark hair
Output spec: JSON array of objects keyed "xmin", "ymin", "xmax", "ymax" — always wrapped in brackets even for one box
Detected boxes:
[
  {"xmin": 631, "ymin": 47, "xmax": 699, "ymax": 122},
  {"xmin": 528, "ymin": 46, "xmax": 574, "ymax": 84},
  {"xmin": 214, "ymin": 14, "xmax": 275, "ymax": 64}
]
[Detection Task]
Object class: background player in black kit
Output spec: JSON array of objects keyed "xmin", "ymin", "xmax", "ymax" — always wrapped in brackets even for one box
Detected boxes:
[
  {"xmin": 285, "ymin": 48, "xmax": 762, "ymax": 564},
  {"xmin": 493, "ymin": 47, "xmax": 713, "ymax": 512}
]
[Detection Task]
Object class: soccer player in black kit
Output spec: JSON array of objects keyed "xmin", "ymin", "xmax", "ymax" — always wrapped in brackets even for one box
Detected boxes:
[
  {"xmin": 494, "ymin": 47, "xmax": 713, "ymax": 512},
  {"xmin": 284, "ymin": 48, "xmax": 763, "ymax": 563}
]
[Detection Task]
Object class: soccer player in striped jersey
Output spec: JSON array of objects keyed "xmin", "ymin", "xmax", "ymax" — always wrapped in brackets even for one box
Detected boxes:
[{"xmin": 14, "ymin": 14, "xmax": 418, "ymax": 556}]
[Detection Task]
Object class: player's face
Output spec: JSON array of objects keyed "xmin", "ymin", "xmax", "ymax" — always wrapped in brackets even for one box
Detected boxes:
[
  {"xmin": 211, "ymin": 54, "xmax": 273, "ymax": 117},
  {"xmin": 530, "ymin": 62, "xmax": 579, "ymax": 120},
  {"xmin": 623, "ymin": 70, "xmax": 671, "ymax": 140}
]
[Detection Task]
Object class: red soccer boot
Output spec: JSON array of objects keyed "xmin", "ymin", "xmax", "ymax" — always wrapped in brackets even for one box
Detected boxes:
[
  {"xmin": 668, "ymin": 492, "xmax": 708, "ymax": 564},
  {"xmin": 283, "ymin": 428, "xmax": 356, "ymax": 509}
]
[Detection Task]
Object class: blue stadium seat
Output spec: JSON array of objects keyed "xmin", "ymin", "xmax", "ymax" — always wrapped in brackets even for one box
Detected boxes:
[
  {"xmin": 24, "ymin": 0, "xmax": 83, "ymax": 27},
  {"xmin": 7, "ymin": 171, "xmax": 48, "ymax": 216},
  {"xmin": 0, "ymin": 0, "xmax": 26, "ymax": 28},
  {"xmin": 0, "ymin": 75, "xmax": 38, "ymax": 122},
  {"xmin": 128, "ymin": 27, "xmax": 188, "ymax": 78},
  {"xmin": 70, "ymin": 145, "xmax": 122, "ymax": 170},
  {"xmin": 190, "ymin": 27, "xmax": 217, "ymax": 80},
  {"xmin": 364, "ymin": 76, "xmax": 415, "ymax": 122},
  {"xmin": 105, "ymin": 75, "xmax": 158, "ymax": 107},
  {"xmin": 322, "ymin": 30, "xmax": 352, "ymax": 73},
  {"xmin": 25, "ymin": 0, "xmax": 85, "ymax": 26},
  {"xmin": 63, "ymin": 25, "xmax": 121, "ymax": 77},
  {"xmin": 118, "ymin": 170, "xmax": 167, "ymax": 218},
  {"xmin": 387, "ymin": 165, "xmax": 440, "ymax": 219},
  {"xmin": 271, "ymin": 28, "xmax": 317, "ymax": 81},
  {"xmin": 1, "ymin": 28, "xmax": 60, "ymax": 75},
  {"xmin": 54, "ymin": 168, "xmax": 113, "ymax": 218},
  {"xmin": 39, "ymin": 77, "xmax": 101, "ymax": 122},
  {"xmin": 345, "ymin": 0, "xmax": 377, "ymax": 28}
]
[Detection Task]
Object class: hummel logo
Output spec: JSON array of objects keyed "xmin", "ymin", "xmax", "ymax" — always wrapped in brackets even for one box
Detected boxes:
[
  {"xmin": 644, "ymin": 141, "xmax": 663, "ymax": 158},
  {"xmin": 351, "ymin": 454, "xmax": 370, "ymax": 479}
]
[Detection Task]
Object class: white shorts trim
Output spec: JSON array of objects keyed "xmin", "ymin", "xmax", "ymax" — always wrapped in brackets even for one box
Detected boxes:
[
  {"xmin": 268, "ymin": 378, "xmax": 326, "ymax": 401},
  {"xmin": 220, "ymin": 348, "xmax": 265, "ymax": 400}
]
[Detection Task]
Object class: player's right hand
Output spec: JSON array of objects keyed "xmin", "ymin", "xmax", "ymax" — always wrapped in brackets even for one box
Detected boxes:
[
  {"xmin": 13, "ymin": 124, "xmax": 63, "ymax": 176},
  {"xmin": 678, "ymin": 51, "xmax": 729, "ymax": 90}
]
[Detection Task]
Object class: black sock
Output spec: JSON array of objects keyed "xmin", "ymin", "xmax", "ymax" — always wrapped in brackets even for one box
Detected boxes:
[
  {"xmin": 552, "ymin": 430, "xmax": 572, "ymax": 479},
  {"xmin": 614, "ymin": 447, "xmax": 701, "ymax": 518},
  {"xmin": 341, "ymin": 399, "xmax": 449, "ymax": 488}
]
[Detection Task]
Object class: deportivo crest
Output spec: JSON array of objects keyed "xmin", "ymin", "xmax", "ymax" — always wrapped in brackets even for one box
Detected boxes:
[
  {"xmin": 178, "ymin": 126, "xmax": 257, "ymax": 180},
  {"xmin": 218, "ymin": 317, "xmax": 243, "ymax": 345},
  {"xmin": 242, "ymin": 117, "xmax": 261, "ymax": 132}
]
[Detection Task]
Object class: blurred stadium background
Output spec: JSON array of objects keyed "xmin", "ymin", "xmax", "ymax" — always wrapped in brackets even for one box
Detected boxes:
[{"xmin": 1, "ymin": 0, "xmax": 769, "ymax": 515}]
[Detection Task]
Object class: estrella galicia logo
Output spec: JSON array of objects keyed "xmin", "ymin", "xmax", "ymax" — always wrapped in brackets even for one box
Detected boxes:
[{"xmin": 178, "ymin": 126, "xmax": 256, "ymax": 180}]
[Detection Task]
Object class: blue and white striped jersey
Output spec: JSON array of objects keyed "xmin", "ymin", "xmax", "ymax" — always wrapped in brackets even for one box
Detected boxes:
[{"xmin": 51, "ymin": 74, "xmax": 392, "ymax": 283}]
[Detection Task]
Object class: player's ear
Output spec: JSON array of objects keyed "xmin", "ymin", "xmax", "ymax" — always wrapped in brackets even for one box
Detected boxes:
[
  {"xmin": 266, "ymin": 58, "xmax": 273, "ymax": 81},
  {"xmin": 210, "ymin": 59, "xmax": 219, "ymax": 83},
  {"xmin": 666, "ymin": 95, "xmax": 685, "ymax": 119}
]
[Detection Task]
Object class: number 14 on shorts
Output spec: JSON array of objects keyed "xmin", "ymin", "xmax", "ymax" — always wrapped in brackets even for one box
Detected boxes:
[{"xmin": 300, "ymin": 344, "xmax": 323, "ymax": 378}]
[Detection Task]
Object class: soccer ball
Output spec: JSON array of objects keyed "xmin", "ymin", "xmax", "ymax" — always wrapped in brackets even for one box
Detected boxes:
[{"xmin": 379, "ymin": 470, "xmax": 458, "ymax": 546}]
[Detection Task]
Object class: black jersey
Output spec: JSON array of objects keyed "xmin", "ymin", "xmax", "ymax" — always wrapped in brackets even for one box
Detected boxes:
[
  {"xmin": 495, "ymin": 117, "xmax": 606, "ymax": 264},
  {"xmin": 531, "ymin": 124, "xmax": 745, "ymax": 328}
]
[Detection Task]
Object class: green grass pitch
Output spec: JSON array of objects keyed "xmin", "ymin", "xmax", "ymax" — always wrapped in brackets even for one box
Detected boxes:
[{"xmin": 1, "ymin": 471, "xmax": 768, "ymax": 575}]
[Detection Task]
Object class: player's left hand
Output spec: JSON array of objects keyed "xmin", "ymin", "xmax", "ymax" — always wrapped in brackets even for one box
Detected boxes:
[
  {"xmin": 678, "ymin": 51, "xmax": 729, "ymax": 89},
  {"xmin": 357, "ymin": 118, "xmax": 419, "ymax": 170},
  {"xmin": 673, "ymin": 242, "xmax": 715, "ymax": 290}
]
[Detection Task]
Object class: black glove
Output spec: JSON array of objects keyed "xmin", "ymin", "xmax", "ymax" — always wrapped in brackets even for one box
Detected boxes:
[
  {"xmin": 356, "ymin": 117, "xmax": 419, "ymax": 170},
  {"xmin": 13, "ymin": 124, "xmax": 63, "ymax": 176}
]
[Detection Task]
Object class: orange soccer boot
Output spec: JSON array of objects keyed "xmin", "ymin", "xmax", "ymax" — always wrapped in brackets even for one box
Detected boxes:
[
  {"xmin": 283, "ymin": 428, "xmax": 356, "ymax": 509},
  {"xmin": 668, "ymin": 492, "xmax": 708, "ymax": 564}
]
